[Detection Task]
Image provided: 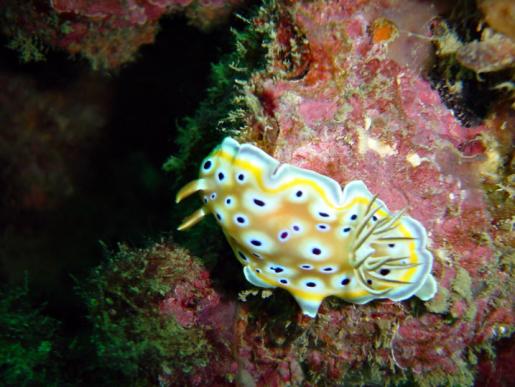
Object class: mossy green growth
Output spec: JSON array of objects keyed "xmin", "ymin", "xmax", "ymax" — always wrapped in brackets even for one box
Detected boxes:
[
  {"xmin": 80, "ymin": 241, "xmax": 211, "ymax": 384},
  {"xmin": 452, "ymin": 267, "xmax": 473, "ymax": 301},
  {"xmin": 426, "ymin": 284, "xmax": 451, "ymax": 314},
  {"xmin": 0, "ymin": 2, "xmax": 59, "ymax": 63},
  {"xmin": 0, "ymin": 281, "xmax": 60, "ymax": 386},
  {"xmin": 413, "ymin": 360, "xmax": 475, "ymax": 387},
  {"xmin": 6, "ymin": 32, "xmax": 47, "ymax": 63},
  {"xmin": 163, "ymin": 9, "xmax": 268, "ymax": 178},
  {"xmin": 165, "ymin": 6, "xmax": 269, "ymax": 261}
]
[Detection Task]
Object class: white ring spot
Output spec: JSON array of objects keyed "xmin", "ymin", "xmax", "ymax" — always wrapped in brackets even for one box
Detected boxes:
[
  {"xmin": 234, "ymin": 213, "xmax": 249, "ymax": 227},
  {"xmin": 316, "ymin": 223, "xmax": 330, "ymax": 232},
  {"xmin": 278, "ymin": 230, "xmax": 291, "ymax": 242},
  {"xmin": 320, "ymin": 266, "xmax": 337, "ymax": 273}
]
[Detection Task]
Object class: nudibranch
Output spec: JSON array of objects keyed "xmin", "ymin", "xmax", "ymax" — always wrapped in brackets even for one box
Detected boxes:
[{"xmin": 176, "ymin": 137, "xmax": 437, "ymax": 317}]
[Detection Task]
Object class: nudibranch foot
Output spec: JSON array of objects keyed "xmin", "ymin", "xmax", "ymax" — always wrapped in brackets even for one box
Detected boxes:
[
  {"xmin": 414, "ymin": 274, "xmax": 438, "ymax": 301},
  {"xmin": 176, "ymin": 137, "xmax": 438, "ymax": 317},
  {"xmin": 243, "ymin": 266, "xmax": 275, "ymax": 289}
]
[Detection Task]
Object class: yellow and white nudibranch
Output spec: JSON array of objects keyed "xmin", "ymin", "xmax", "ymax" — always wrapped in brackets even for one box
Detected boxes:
[{"xmin": 176, "ymin": 137, "xmax": 437, "ymax": 317}]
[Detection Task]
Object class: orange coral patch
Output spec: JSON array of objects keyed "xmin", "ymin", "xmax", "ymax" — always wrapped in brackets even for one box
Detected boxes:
[{"xmin": 371, "ymin": 18, "xmax": 399, "ymax": 44}]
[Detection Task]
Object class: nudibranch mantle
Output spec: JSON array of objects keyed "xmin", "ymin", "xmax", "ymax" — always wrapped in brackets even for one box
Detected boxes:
[{"xmin": 176, "ymin": 137, "xmax": 437, "ymax": 317}]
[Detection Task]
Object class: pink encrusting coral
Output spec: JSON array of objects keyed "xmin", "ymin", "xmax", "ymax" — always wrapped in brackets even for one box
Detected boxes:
[
  {"xmin": 86, "ymin": 241, "xmax": 240, "ymax": 386},
  {"xmin": 157, "ymin": 246, "xmax": 239, "ymax": 385},
  {"xmin": 1, "ymin": 0, "xmax": 244, "ymax": 69},
  {"xmin": 50, "ymin": 0, "xmax": 196, "ymax": 27},
  {"xmin": 167, "ymin": 0, "xmax": 512, "ymax": 384}
]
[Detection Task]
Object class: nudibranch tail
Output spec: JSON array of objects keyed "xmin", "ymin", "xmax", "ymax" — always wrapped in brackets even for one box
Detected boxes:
[
  {"xmin": 175, "ymin": 137, "xmax": 438, "ymax": 317},
  {"xmin": 292, "ymin": 295, "xmax": 325, "ymax": 318}
]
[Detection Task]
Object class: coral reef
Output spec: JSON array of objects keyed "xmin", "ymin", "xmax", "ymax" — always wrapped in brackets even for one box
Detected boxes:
[
  {"xmin": 0, "ymin": 0, "xmax": 511, "ymax": 385},
  {"xmin": 166, "ymin": 0, "xmax": 513, "ymax": 385},
  {"xmin": 476, "ymin": 336, "xmax": 515, "ymax": 387},
  {"xmin": 429, "ymin": 0, "xmax": 515, "ymax": 125},
  {"xmin": 0, "ymin": 0, "xmax": 244, "ymax": 69},
  {"xmin": 82, "ymin": 241, "xmax": 237, "ymax": 385},
  {"xmin": 479, "ymin": 0, "xmax": 515, "ymax": 39}
]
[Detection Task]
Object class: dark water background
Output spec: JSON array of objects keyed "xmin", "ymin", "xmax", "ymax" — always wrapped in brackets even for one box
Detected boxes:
[{"xmin": 0, "ymin": 13, "xmax": 233, "ymax": 346}]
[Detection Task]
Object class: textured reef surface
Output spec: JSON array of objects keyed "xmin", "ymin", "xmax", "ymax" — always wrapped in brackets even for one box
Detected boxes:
[
  {"xmin": 0, "ymin": 0, "xmax": 244, "ymax": 69},
  {"xmin": 0, "ymin": 0, "xmax": 512, "ymax": 385},
  {"xmin": 158, "ymin": 0, "xmax": 513, "ymax": 385}
]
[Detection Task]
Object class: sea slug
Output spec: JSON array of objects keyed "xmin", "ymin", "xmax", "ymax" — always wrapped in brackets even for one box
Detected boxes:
[{"xmin": 176, "ymin": 137, "xmax": 437, "ymax": 317}]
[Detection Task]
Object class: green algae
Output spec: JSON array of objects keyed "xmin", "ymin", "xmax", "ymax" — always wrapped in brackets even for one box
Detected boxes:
[
  {"xmin": 0, "ymin": 281, "xmax": 60, "ymax": 386},
  {"xmin": 6, "ymin": 32, "xmax": 47, "ymax": 63},
  {"xmin": 1, "ymin": 3, "xmax": 63, "ymax": 64},
  {"xmin": 425, "ymin": 285, "xmax": 451, "ymax": 314},
  {"xmin": 164, "ymin": 5, "xmax": 271, "ymax": 263},
  {"xmin": 452, "ymin": 267, "xmax": 473, "ymax": 298},
  {"xmin": 162, "ymin": 9, "xmax": 268, "ymax": 177},
  {"xmin": 413, "ymin": 364, "xmax": 475, "ymax": 387},
  {"xmin": 80, "ymin": 242, "xmax": 211, "ymax": 384},
  {"xmin": 448, "ymin": 267, "xmax": 477, "ymax": 321}
]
